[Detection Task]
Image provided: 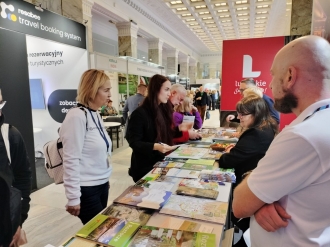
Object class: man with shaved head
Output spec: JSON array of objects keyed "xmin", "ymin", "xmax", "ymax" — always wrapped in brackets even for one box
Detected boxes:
[{"xmin": 233, "ymin": 35, "xmax": 330, "ymax": 246}]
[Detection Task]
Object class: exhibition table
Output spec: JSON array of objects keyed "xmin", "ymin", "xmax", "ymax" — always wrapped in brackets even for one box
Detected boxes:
[{"xmin": 103, "ymin": 122, "xmax": 121, "ymax": 150}]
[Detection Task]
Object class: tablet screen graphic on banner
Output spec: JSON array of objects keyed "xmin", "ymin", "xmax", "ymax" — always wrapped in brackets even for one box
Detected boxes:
[{"xmin": 29, "ymin": 79, "xmax": 46, "ymax": 109}]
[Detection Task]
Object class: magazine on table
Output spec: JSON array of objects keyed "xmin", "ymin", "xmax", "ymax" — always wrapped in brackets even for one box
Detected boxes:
[
  {"xmin": 176, "ymin": 185, "xmax": 219, "ymax": 200},
  {"xmin": 101, "ymin": 204, "xmax": 153, "ymax": 226},
  {"xmin": 127, "ymin": 225, "xmax": 216, "ymax": 247},
  {"xmin": 76, "ymin": 215, "xmax": 140, "ymax": 247},
  {"xmin": 165, "ymin": 168, "xmax": 200, "ymax": 179},
  {"xmin": 159, "ymin": 195, "xmax": 228, "ymax": 224},
  {"xmin": 113, "ymin": 185, "xmax": 172, "ymax": 210}
]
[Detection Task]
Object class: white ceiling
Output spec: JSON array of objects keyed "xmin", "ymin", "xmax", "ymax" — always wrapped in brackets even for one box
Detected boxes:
[{"xmin": 137, "ymin": 0, "xmax": 292, "ymax": 53}]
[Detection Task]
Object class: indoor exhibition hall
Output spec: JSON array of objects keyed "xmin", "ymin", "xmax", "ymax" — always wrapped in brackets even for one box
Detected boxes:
[{"xmin": 1, "ymin": 0, "xmax": 329, "ymax": 247}]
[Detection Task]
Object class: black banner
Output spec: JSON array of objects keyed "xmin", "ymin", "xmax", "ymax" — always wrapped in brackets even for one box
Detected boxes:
[
  {"xmin": 0, "ymin": 0, "xmax": 86, "ymax": 49},
  {"xmin": 0, "ymin": 28, "xmax": 37, "ymax": 189},
  {"xmin": 48, "ymin": 89, "xmax": 78, "ymax": 123}
]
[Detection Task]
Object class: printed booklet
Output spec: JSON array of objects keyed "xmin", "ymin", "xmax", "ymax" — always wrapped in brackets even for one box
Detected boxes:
[
  {"xmin": 102, "ymin": 204, "xmax": 153, "ymax": 226},
  {"xmin": 159, "ymin": 195, "xmax": 228, "ymax": 224},
  {"xmin": 76, "ymin": 215, "xmax": 140, "ymax": 247},
  {"xmin": 127, "ymin": 226, "xmax": 216, "ymax": 247},
  {"xmin": 113, "ymin": 185, "xmax": 172, "ymax": 210}
]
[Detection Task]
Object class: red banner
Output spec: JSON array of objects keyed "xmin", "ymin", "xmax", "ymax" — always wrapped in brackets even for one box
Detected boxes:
[{"xmin": 221, "ymin": 37, "xmax": 284, "ymax": 110}]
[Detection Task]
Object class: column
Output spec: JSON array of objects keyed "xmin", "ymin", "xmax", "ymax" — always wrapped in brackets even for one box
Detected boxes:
[
  {"xmin": 197, "ymin": 62, "xmax": 203, "ymax": 79},
  {"xmin": 62, "ymin": 0, "xmax": 83, "ymax": 23},
  {"xmin": 147, "ymin": 38, "xmax": 163, "ymax": 65},
  {"xmin": 179, "ymin": 56, "xmax": 189, "ymax": 78},
  {"xmin": 209, "ymin": 62, "xmax": 217, "ymax": 79},
  {"xmin": 189, "ymin": 60, "xmax": 197, "ymax": 84},
  {"xmin": 167, "ymin": 49, "xmax": 179, "ymax": 75},
  {"xmin": 82, "ymin": 0, "xmax": 94, "ymax": 52},
  {"xmin": 290, "ymin": 0, "xmax": 313, "ymax": 36},
  {"xmin": 30, "ymin": 0, "xmax": 62, "ymax": 14},
  {"xmin": 116, "ymin": 22, "xmax": 139, "ymax": 58}
]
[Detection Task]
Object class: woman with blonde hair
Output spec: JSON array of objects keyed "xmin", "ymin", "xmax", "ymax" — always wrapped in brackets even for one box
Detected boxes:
[
  {"xmin": 173, "ymin": 97, "xmax": 202, "ymax": 129},
  {"xmin": 60, "ymin": 69, "xmax": 112, "ymax": 224}
]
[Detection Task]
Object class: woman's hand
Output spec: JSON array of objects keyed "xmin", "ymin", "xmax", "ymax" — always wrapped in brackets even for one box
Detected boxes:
[
  {"xmin": 191, "ymin": 105, "xmax": 198, "ymax": 112},
  {"xmin": 154, "ymin": 143, "xmax": 177, "ymax": 154},
  {"xmin": 66, "ymin": 204, "xmax": 81, "ymax": 216},
  {"xmin": 224, "ymin": 144, "xmax": 235, "ymax": 153}
]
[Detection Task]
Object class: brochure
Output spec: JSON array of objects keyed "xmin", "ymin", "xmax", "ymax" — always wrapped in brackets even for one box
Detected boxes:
[
  {"xmin": 127, "ymin": 226, "xmax": 216, "ymax": 247},
  {"xmin": 113, "ymin": 186, "xmax": 172, "ymax": 209},
  {"xmin": 159, "ymin": 195, "xmax": 228, "ymax": 224},
  {"xmin": 176, "ymin": 186, "xmax": 219, "ymax": 200},
  {"xmin": 165, "ymin": 168, "xmax": 200, "ymax": 179}
]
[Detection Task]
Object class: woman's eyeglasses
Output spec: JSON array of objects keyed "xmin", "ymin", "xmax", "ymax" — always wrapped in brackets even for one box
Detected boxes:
[{"xmin": 237, "ymin": 112, "xmax": 250, "ymax": 117}]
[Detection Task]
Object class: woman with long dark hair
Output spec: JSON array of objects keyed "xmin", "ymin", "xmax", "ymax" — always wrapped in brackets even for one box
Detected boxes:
[{"xmin": 127, "ymin": 74, "xmax": 177, "ymax": 182}]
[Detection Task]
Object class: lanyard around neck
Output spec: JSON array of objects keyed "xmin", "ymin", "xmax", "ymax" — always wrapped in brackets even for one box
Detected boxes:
[
  {"xmin": 303, "ymin": 104, "xmax": 330, "ymax": 121},
  {"xmin": 88, "ymin": 109, "xmax": 109, "ymax": 152}
]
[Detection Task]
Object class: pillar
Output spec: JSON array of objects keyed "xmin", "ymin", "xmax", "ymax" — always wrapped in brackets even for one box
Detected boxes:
[
  {"xmin": 189, "ymin": 60, "xmax": 197, "ymax": 84},
  {"xmin": 290, "ymin": 0, "xmax": 313, "ymax": 35},
  {"xmin": 116, "ymin": 22, "xmax": 139, "ymax": 58},
  {"xmin": 167, "ymin": 49, "xmax": 179, "ymax": 75},
  {"xmin": 147, "ymin": 38, "xmax": 163, "ymax": 65},
  {"xmin": 82, "ymin": 0, "xmax": 94, "ymax": 52},
  {"xmin": 179, "ymin": 56, "xmax": 189, "ymax": 78},
  {"xmin": 197, "ymin": 62, "xmax": 203, "ymax": 79},
  {"xmin": 209, "ymin": 63, "xmax": 217, "ymax": 79}
]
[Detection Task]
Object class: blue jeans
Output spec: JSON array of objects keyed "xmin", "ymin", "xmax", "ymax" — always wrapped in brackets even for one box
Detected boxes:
[{"xmin": 78, "ymin": 182, "xmax": 109, "ymax": 224}]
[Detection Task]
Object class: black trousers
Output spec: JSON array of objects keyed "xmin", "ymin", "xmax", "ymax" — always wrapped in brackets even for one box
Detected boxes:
[{"xmin": 78, "ymin": 182, "xmax": 109, "ymax": 224}]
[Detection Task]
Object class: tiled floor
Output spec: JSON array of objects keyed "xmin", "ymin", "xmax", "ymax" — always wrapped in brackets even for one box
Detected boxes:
[{"xmin": 22, "ymin": 110, "xmax": 220, "ymax": 247}]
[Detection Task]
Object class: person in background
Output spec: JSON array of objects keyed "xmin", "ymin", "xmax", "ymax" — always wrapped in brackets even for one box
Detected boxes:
[
  {"xmin": 194, "ymin": 86, "xmax": 209, "ymax": 123},
  {"xmin": 207, "ymin": 90, "xmax": 213, "ymax": 111},
  {"xmin": 127, "ymin": 74, "xmax": 178, "ymax": 182},
  {"xmin": 173, "ymin": 97, "xmax": 202, "ymax": 130},
  {"xmin": 211, "ymin": 90, "xmax": 216, "ymax": 110},
  {"xmin": 0, "ymin": 89, "xmax": 31, "ymax": 246},
  {"xmin": 60, "ymin": 69, "xmax": 112, "ymax": 224},
  {"xmin": 101, "ymin": 99, "xmax": 118, "ymax": 116},
  {"xmin": 219, "ymin": 95, "xmax": 278, "ymax": 247},
  {"xmin": 226, "ymin": 78, "xmax": 280, "ymax": 124},
  {"xmin": 122, "ymin": 84, "xmax": 147, "ymax": 122},
  {"xmin": 169, "ymin": 84, "xmax": 202, "ymax": 143},
  {"xmin": 233, "ymin": 35, "xmax": 330, "ymax": 247}
]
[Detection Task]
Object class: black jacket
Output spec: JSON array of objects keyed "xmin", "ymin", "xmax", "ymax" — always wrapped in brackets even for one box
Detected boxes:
[
  {"xmin": 219, "ymin": 126, "xmax": 275, "ymax": 186},
  {"xmin": 194, "ymin": 91, "xmax": 209, "ymax": 106},
  {"xmin": 0, "ymin": 114, "xmax": 31, "ymax": 226},
  {"xmin": 127, "ymin": 106, "xmax": 165, "ymax": 182}
]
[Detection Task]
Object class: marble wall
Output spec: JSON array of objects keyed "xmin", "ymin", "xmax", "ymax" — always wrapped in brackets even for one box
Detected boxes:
[
  {"xmin": 149, "ymin": 49, "xmax": 161, "ymax": 65},
  {"xmin": 167, "ymin": 57, "xmax": 178, "ymax": 75},
  {"xmin": 31, "ymin": 0, "xmax": 62, "ymax": 14},
  {"xmin": 180, "ymin": 62, "xmax": 188, "ymax": 78},
  {"xmin": 291, "ymin": 0, "xmax": 313, "ymax": 35},
  {"xmin": 189, "ymin": 65, "xmax": 197, "ymax": 84},
  {"xmin": 119, "ymin": 36, "xmax": 137, "ymax": 57}
]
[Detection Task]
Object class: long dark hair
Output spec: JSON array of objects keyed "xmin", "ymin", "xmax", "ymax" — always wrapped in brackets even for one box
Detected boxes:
[
  {"xmin": 141, "ymin": 74, "xmax": 174, "ymax": 145},
  {"xmin": 236, "ymin": 95, "xmax": 278, "ymax": 134}
]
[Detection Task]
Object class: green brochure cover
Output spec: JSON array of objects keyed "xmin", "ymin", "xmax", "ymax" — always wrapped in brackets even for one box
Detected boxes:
[
  {"xmin": 108, "ymin": 222, "xmax": 141, "ymax": 247},
  {"xmin": 76, "ymin": 214, "xmax": 109, "ymax": 238}
]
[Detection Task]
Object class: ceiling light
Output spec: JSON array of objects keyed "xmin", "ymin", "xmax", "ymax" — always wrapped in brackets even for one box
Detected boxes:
[
  {"xmin": 235, "ymin": 0, "xmax": 248, "ymax": 4},
  {"xmin": 170, "ymin": 1, "xmax": 182, "ymax": 4},
  {"xmin": 256, "ymin": 16, "xmax": 267, "ymax": 19}
]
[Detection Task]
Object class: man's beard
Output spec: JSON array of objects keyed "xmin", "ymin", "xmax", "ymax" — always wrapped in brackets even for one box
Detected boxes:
[{"xmin": 273, "ymin": 88, "xmax": 298, "ymax": 113}]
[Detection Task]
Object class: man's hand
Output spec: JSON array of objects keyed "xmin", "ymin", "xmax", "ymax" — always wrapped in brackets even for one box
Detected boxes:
[
  {"xmin": 226, "ymin": 114, "xmax": 235, "ymax": 122},
  {"xmin": 224, "ymin": 144, "xmax": 235, "ymax": 153},
  {"xmin": 254, "ymin": 202, "xmax": 291, "ymax": 232},
  {"xmin": 66, "ymin": 204, "xmax": 81, "ymax": 216},
  {"xmin": 188, "ymin": 130, "xmax": 202, "ymax": 140}
]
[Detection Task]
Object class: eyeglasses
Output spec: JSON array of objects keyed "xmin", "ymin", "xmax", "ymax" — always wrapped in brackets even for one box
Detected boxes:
[
  {"xmin": 0, "ymin": 101, "xmax": 6, "ymax": 110},
  {"xmin": 237, "ymin": 112, "xmax": 251, "ymax": 117}
]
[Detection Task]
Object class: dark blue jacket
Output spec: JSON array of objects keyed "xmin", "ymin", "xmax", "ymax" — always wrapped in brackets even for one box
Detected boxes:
[{"xmin": 263, "ymin": 94, "xmax": 280, "ymax": 124}]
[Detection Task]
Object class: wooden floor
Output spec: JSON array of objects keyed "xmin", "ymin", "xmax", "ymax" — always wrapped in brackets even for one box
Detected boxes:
[{"xmin": 22, "ymin": 110, "xmax": 220, "ymax": 247}]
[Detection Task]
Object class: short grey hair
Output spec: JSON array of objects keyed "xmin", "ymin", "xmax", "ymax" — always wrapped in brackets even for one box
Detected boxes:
[{"xmin": 171, "ymin": 84, "xmax": 186, "ymax": 94}]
